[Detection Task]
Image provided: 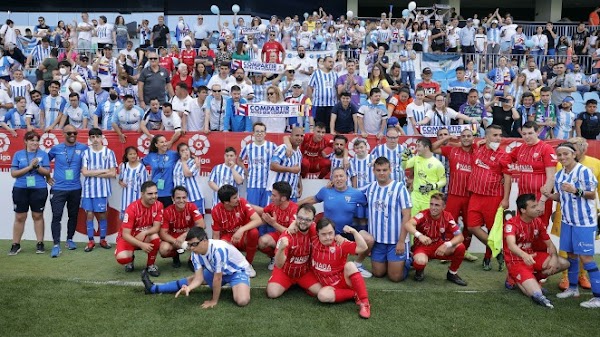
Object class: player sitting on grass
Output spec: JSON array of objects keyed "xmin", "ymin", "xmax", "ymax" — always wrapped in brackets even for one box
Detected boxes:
[{"xmin": 142, "ymin": 227, "xmax": 252, "ymax": 308}]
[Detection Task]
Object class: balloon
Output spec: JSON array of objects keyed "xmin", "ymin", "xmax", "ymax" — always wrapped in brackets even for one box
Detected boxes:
[
  {"xmin": 402, "ymin": 9, "xmax": 410, "ymax": 17},
  {"xmin": 346, "ymin": 11, "xmax": 354, "ymax": 19},
  {"xmin": 303, "ymin": 12, "xmax": 309, "ymax": 19},
  {"xmin": 210, "ymin": 5, "xmax": 220, "ymax": 15},
  {"xmin": 232, "ymin": 4, "xmax": 240, "ymax": 14},
  {"xmin": 258, "ymin": 24, "xmax": 267, "ymax": 33},
  {"xmin": 408, "ymin": 1, "xmax": 417, "ymax": 11},
  {"xmin": 360, "ymin": 20, "xmax": 366, "ymax": 27},
  {"xmin": 313, "ymin": 11, "xmax": 318, "ymax": 16},
  {"xmin": 316, "ymin": 35, "xmax": 324, "ymax": 43},
  {"xmin": 177, "ymin": 21, "xmax": 185, "ymax": 30},
  {"xmin": 525, "ymin": 40, "xmax": 534, "ymax": 48},
  {"xmin": 70, "ymin": 81, "xmax": 82, "ymax": 93}
]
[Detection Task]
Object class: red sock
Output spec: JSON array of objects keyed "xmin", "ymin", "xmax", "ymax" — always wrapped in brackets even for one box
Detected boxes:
[
  {"xmin": 349, "ymin": 272, "xmax": 369, "ymax": 302},
  {"xmin": 116, "ymin": 256, "xmax": 133, "ymax": 265},
  {"xmin": 462, "ymin": 228, "xmax": 472, "ymax": 250},
  {"xmin": 484, "ymin": 246, "xmax": 492, "ymax": 260},
  {"xmin": 413, "ymin": 261, "xmax": 426, "ymax": 271},
  {"xmin": 449, "ymin": 243, "xmax": 466, "ymax": 273},
  {"xmin": 244, "ymin": 228, "xmax": 259, "ymax": 264},
  {"xmin": 334, "ymin": 288, "xmax": 355, "ymax": 303},
  {"xmin": 259, "ymin": 245, "xmax": 275, "ymax": 258},
  {"xmin": 147, "ymin": 238, "xmax": 160, "ymax": 266}
]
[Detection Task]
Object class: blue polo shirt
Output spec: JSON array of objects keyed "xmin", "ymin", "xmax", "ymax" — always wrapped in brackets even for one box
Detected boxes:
[
  {"xmin": 315, "ymin": 186, "xmax": 367, "ymax": 234},
  {"xmin": 48, "ymin": 142, "xmax": 89, "ymax": 190},
  {"xmin": 12, "ymin": 149, "xmax": 50, "ymax": 189},
  {"xmin": 142, "ymin": 150, "xmax": 179, "ymax": 197}
]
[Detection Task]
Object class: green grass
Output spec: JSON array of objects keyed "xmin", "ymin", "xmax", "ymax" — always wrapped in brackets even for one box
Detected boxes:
[{"xmin": 1, "ymin": 240, "xmax": 598, "ymax": 337}]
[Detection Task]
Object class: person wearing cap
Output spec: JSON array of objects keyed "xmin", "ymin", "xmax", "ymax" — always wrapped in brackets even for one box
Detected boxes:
[
  {"xmin": 72, "ymin": 55, "xmax": 94, "ymax": 91},
  {"xmin": 284, "ymin": 80, "xmax": 312, "ymax": 131},
  {"xmin": 386, "ymin": 117, "xmax": 403, "ymax": 134},
  {"xmin": 416, "ymin": 67, "xmax": 441, "ymax": 103},
  {"xmin": 274, "ymin": 65, "xmax": 299, "ymax": 98},
  {"xmin": 486, "ymin": 19, "xmax": 501, "ymax": 57},
  {"xmin": 93, "ymin": 44, "xmax": 119, "ymax": 91},
  {"xmin": 555, "ymin": 96, "xmax": 576, "ymax": 140},
  {"xmin": 330, "ymin": 92, "xmax": 358, "ymax": 135}
]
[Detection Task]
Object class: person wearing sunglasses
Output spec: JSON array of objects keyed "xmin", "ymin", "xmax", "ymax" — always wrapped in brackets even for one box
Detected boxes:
[
  {"xmin": 261, "ymin": 30, "xmax": 285, "ymax": 64},
  {"xmin": 138, "ymin": 51, "xmax": 174, "ymax": 110},
  {"xmin": 47, "ymin": 124, "xmax": 89, "ymax": 257}
]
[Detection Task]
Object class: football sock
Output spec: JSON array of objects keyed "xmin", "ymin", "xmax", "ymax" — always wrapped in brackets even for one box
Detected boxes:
[
  {"xmin": 245, "ymin": 228, "xmax": 259, "ymax": 264},
  {"xmin": 152, "ymin": 278, "xmax": 188, "ymax": 294},
  {"xmin": 462, "ymin": 228, "xmax": 472, "ymax": 250},
  {"xmin": 259, "ymin": 245, "xmax": 275, "ymax": 258},
  {"xmin": 484, "ymin": 246, "xmax": 492, "ymax": 260},
  {"xmin": 583, "ymin": 261, "xmax": 600, "ymax": 297},
  {"xmin": 99, "ymin": 219, "xmax": 107, "ymax": 239},
  {"xmin": 449, "ymin": 243, "xmax": 466, "ymax": 273},
  {"xmin": 413, "ymin": 261, "xmax": 426, "ymax": 271},
  {"xmin": 333, "ymin": 288, "xmax": 355, "ymax": 303},
  {"xmin": 117, "ymin": 256, "xmax": 133, "ymax": 265},
  {"xmin": 147, "ymin": 238, "xmax": 160, "ymax": 266},
  {"xmin": 532, "ymin": 291, "xmax": 543, "ymax": 299},
  {"xmin": 567, "ymin": 257, "xmax": 579, "ymax": 289},
  {"xmin": 86, "ymin": 220, "xmax": 94, "ymax": 240},
  {"xmin": 349, "ymin": 271, "xmax": 368, "ymax": 302}
]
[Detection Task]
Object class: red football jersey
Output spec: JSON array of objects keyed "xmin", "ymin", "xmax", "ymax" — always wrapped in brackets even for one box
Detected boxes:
[
  {"xmin": 162, "ymin": 202, "xmax": 203, "ymax": 234},
  {"xmin": 510, "ymin": 141, "xmax": 557, "ymax": 197},
  {"xmin": 300, "ymin": 133, "xmax": 332, "ymax": 159},
  {"xmin": 503, "ymin": 215, "xmax": 550, "ymax": 264},
  {"xmin": 263, "ymin": 202, "xmax": 298, "ymax": 230},
  {"xmin": 159, "ymin": 56, "xmax": 175, "ymax": 75},
  {"xmin": 274, "ymin": 224, "xmax": 315, "ymax": 279},
  {"xmin": 179, "ymin": 49, "xmax": 197, "ymax": 70},
  {"xmin": 311, "ymin": 238, "xmax": 357, "ymax": 287},
  {"xmin": 120, "ymin": 199, "xmax": 164, "ymax": 238},
  {"xmin": 416, "ymin": 80, "xmax": 441, "ymax": 97},
  {"xmin": 441, "ymin": 145, "xmax": 476, "ymax": 197},
  {"xmin": 211, "ymin": 198, "xmax": 256, "ymax": 235},
  {"xmin": 412, "ymin": 209, "xmax": 461, "ymax": 248},
  {"xmin": 468, "ymin": 146, "xmax": 511, "ymax": 196},
  {"xmin": 261, "ymin": 41, "xmax": 285, "ymax": 63}
]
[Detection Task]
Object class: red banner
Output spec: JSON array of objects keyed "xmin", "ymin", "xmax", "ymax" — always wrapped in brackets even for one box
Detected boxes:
[{"xmin": 0, "ymin": 130, "xmax": 598, "ymax": 172}]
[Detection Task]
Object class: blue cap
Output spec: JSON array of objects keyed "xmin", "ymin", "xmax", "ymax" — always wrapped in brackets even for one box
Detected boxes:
[
  {"xmin": 563, "ymin": 96, "xmax": 575, "ymax": 103},
  {"xmin": 387, "ymin": 117, "xmax": 399, "ymax": 127}
]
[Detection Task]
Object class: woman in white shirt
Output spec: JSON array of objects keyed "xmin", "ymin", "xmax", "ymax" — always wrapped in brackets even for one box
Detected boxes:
[
  {"xmin": 417, "ymin": 22, "xmax": 431, "ymax": 52},
  {"xmin": 506, "ymin": 73, "xmax": 527, "ymax": 108},
  {"xmin": 417, "ymin": 94, "xmax": 474, "ymax": 126},
  {"xmin": 406, "ymin": 88, "xmax": 431, "ymax": 135},
  {"xmin": 259, "ymin": 85, "xmax": 287, "ymax": 133},
  {"xmin": 531, "ymin": 26, "xmax": 548, "ymax": 67},
  {"xmin": 475, "ymin": 26, "xmax": 487, "ymax": 54}
]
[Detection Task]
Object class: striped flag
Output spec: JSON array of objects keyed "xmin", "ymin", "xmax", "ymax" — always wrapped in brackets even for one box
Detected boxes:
[{"xmin": 421, "ymin": 53, "xmax": 463, "ymax": 78}]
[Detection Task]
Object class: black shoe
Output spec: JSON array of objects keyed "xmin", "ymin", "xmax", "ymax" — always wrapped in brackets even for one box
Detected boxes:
[
  {"xmin": 146, "ymin": 264, "xmax": 160, "ymax": 277},
  {"xmin": 141, "ymin": 269, "xmax": 155, "ymax": 294},
  {"xmin": 188, "ymin": 259, "xmax": 195, "ymax": 272},
  {"xmin": 483, "ymin": 258, "xmax": 491, "ymax": 271},
  {"xmin": 447, "ymin": 271, "xmax": 468, "ymax": 286},
  {"xmin": 496, "ymin": 251, "xmax": 505, "ymax": 272},
  {"xmin": 36, "ymin": 242, "xmax": 45, "ymax": 254},
  {"xmin": 531, "ymin": 295, "xmax": 554, "ymax": 309},
  {"xmin": 172, "ymin": 254, "xmax": 181, "ymax": 268},
  {"xmin": 8, "ymin": 243, "xmax": 21, "ymax": 256},
  {"xmin": 124, "ymin": 262, "xmax": 134, "ymax": 272},
  {"xmin": 414, "ymin": 269, "xmax": 425, "ymax": 282}
]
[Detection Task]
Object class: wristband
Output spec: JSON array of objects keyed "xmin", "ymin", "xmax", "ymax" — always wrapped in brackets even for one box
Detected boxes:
[
  {"xmin": 577, "ymin": 188, "xmax": 584, "ymax": 197},
  {"xmin": 444, "ymin": 241, "xmax": 453, "ymax": 248},
  {"xmin": 415, "ymin": 231, "xmax": 422, "ymax": 238}
]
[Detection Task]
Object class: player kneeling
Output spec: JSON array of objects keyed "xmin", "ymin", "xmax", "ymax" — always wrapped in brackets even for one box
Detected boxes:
[
  {"xmin": 404, "ymin": 193, "xmax": 468, "ymax": 286},
  {"xmin": 312, "ymin": 218, "xmax": 371, "ymax": 319},
  {"xmin": 266, "ymin": 203, "xmax": 321, "ymax": 299},
  {"xmin": 504, "ymin": 194, "xmax": 570, "ymax": 309},
  {"xmin": 142, "ymin": 227, "xmax": 252, "ymax": 308}
]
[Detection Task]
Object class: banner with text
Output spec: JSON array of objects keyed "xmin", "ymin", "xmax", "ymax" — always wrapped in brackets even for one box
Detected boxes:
[
  {"xmin": 241, "ymin": 103, "xmax": 302, "ymax": 117},
  {"xmin": 419, "ymin": 124, "xmax": 479, "ymax": 137}
]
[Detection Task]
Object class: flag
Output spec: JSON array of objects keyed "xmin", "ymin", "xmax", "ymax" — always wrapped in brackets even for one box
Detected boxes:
[
  {"xmin": 16, "ymin": 36, "xmax": 39, "ymax": 57},
  {"xmin": 421, "ymin": 53, "xmax": 463, "ymax": 79},
  {"xmin": 237, "ymin": 104, "xmax": 249, "ymax": 116},
  {"xmin": 487, "ymin": 207, "xmax": 505, "ymax": 258}
]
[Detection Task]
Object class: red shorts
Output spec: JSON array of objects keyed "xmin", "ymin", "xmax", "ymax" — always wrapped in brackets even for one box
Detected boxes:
[
  {"xmin": 446, "ymin": 194, "xmax": 470, "ymax": 225},
  {"xmin": 467, "ymin": 194, "xmax": 503, "ymax": 229},
  {"xmin": 301, "ymin": 157, "xmax": 331, "ymax": 177},
  {"xmin": 268, "ymin": 267, "xmax": 320, "ymax": 290},
  {"xmin": 413, "ymin": 241, "xmax": 455, "ymax": 260},
  {"xmin": 507, "ymin": 252, "xmax": 550, "ymax": 284},
  {"xmin": 220, "ymin": 230, "xmax": 257, "ymax": 252},
  {"xmin": 115, "ymin": 236, "xmax": 144, "ymax": 255},
  {"xmin": 265, "ymin": 231, "xmax": 282, "ymax": 242}
]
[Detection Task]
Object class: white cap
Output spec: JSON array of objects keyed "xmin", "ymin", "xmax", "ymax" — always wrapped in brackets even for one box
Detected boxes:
[{"xmin": 291, "ymin": 80, "xmax": 303, "ymax": 88}]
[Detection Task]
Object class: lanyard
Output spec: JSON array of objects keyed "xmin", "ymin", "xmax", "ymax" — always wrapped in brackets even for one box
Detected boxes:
[
  {"xmin": 65, "ymin": 144, "xmax": 76, "ymax": 167},
  {"xmin": 25, "ymin": 149, "xmax": 39, "ymax": 175}
]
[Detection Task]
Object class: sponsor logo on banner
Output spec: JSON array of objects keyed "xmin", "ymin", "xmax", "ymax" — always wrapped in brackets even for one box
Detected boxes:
[
  {"xmin": 188, "ymin": 134, "xmax": 211, "ymax": 157},
  {"xmin": 419, "ymin": 124, "xmax": 478, "ymax": 137},
  {"xmin": 401, "ymin": 137, "xmax": 419, "ymax": 153},
  {"xmin": 238, "ymin": 61, "xmax": 285, "ymax": 74},
  {"xmin": 347, "ymin": 136, "xmax": 371, "ymax": 157},
  {"xmin": 137, "ymin": 134, "xmax": 151, "ymax": 155},
  {"xmin": 241, "ymin": 103, "xmax": 302, "ymax": 117},
  {"xmin": 39, "ymin": 133, "xmax": 59, "ymax": 152},
  {"xmin": 240, "ymin": 27, "xmax": 261, "ymax": 35},
  {"xmin": 0, "ymin": 133, "xmax": 10, "ymax": 161}
]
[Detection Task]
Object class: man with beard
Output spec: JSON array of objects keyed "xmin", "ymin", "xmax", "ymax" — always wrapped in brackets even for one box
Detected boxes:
[
  {"xmin": 289, "ymin": 46, "xmax": 314, "ymax": 89},
  {"xmin": 228, "ymin": 67, "xmax": 254, "ymax": 101},
  {"xmin": 25, "ymin": 90, "xmax": 43, "ymax": 130}
]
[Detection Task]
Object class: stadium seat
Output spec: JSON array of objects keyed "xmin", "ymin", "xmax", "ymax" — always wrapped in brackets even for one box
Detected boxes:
[
  {"xmin": 573, "ymin": 102, "xmax": 586, "ymax": 114},
  {"xmin": 570, "ymin": 92, "xmax": 584, "ymax": 104},
  {"xmin": 583, "ymin": 91, "xmax": 600, "ymax": 103}
]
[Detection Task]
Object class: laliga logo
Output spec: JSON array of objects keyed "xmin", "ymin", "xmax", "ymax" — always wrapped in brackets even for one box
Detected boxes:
[
  {"xmin": 0, "ymin": 133, "xmax": 10, "ymax": 160},
  {"xmin": 87, "ymin": 135, "xmax": 109, "ymax": 147},
  {"xmin": 402, "ymin": 137, "xmax": 419, "ymax": 153},
  {"xmin": 347, "ymin": 136, "xmax": 370, "ymax": 157},
  {"xmin": 39, "ymin": 133, "xmax": 59, "ymax": 152},
  {"xmin": 240, "ymin": 135, "xmax": 253, "ymax": 150},
  {"xmin": 137, "ymin": 134, "xmax": 151, "ymax": 155},
  {"xmin": 505, "ymin": 141, "xmax": 523, "ymax": 154},
  {"xmin": 188, "ymin": 134, "xmax": 211, "ymax": 156}
]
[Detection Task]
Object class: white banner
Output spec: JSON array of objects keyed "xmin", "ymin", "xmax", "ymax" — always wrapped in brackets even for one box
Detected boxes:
[
  {"xmin": 239, "ymin": 60, "xmax": 285, "ymax": 73},
  {"xmin": 241, "ymin": 27, "xmax": 261, "ymax": 35},
  {"xmin": 419, "ymin": 124, "xmax": 478, "ymax": 137},
  {"xmin": 242, "ymin": 103, "xmax": 302, "ymax": 117}
]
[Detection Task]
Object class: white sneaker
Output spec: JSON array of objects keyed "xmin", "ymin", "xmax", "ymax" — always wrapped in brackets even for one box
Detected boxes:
[
  {"xmin": 556, "ymin": 287, "xmax": 580, "ymax": 299},
  {"xmin": 268, "ymin": 258, "xmax": 275, "ymax": 271},
  {"xmin": 580, "ymin": 297, "xmax": 600, "ymax": 308},
  {"xmin": 354, "ymin": 262, "xmax": 372, "ymax": 278},
  {"xmin": 247, "ymin": 265, "xmax": 256, "ymax": 278}
]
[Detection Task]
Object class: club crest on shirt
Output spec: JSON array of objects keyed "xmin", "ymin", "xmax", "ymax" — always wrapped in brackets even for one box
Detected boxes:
[
  {"xmin": 345, "ymin": 196, "xmax": 351, "ymax": 202},
  {"xmin": 329, "ymin": 246, "xmax": 336, "ymax": 253},
  {"xmin": 533, "ymin": 152, "xmax": 539, "ymax": 158},
  {"xmin": 236, "ymin": 212, "xmax": 241, "ymax": 218},
  {"xmin": 152, "ymin": 212, "xmax": 157, "ymax": 217},
  {"xmin": 505, "ymin": 224, "xmax": 512, "ymax": 233},
  {"xmin": 440, "ymin": 227, "xmax": 445, "ymax": 233},
  {"xmin": 186, "ymin": 216, "xmax": 190, "ymax": 221}
]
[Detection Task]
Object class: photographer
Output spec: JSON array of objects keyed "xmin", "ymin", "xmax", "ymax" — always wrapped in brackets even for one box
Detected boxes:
[{"xmin": 489, "ymin": 95, "xmax": 520, "ymax": 137}]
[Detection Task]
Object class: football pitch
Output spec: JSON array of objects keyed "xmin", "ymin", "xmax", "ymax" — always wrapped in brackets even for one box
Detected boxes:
[{"xmin": 0, "ymin": 240, "xmax": 596, "ymax": 337}]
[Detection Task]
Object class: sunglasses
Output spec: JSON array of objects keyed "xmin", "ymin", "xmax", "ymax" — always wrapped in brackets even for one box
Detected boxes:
[
  {"xmin": 65, "ymin": 132, "xmax": 78, "ymax": 136},
  {"xmin": 148, "ymin": 57, "xmax": 158, "ymax": 60},
  {"xmin": 267, "ymin": 92, "xmax": 275, "ymax": 95},
  {"xmin": 213, "ymin": 89, "xmax": 222, "ymax": 93}
]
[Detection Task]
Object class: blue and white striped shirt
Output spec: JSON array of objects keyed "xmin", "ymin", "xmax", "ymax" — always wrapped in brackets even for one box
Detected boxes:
[
  {"xmin": 82, "ymin": 147, "xmax": 117, "ymax": 198},
  {"xmin": 308, "ymin": 69, "xmax": 338, "ymax": 107},
  {"xmin": 118, "ymin": 162, "xmax": 148, "ymax": 212},
  {"xmin": 173, "ymin": 158, "xmax": 205, "ymax": 203},
  {"xmin": 31, "ymin": 44, "xmax": 51, "ymax": 64},
  {"xmin": 266, "ymin": 144, "xmax": 302, "ymax": 198},
  {"xmin": 239, "ymin": 141, "xmax": 277, "ymax": 189},
  {"xmin": 370, "ymin": 144, "xmax": 406, "ymax": 183},
  {"xmin": 1, "ymin": 108, "xmax": 28, "ymax": 128},
  {"xmin": 191, "ymin": 239, "xmax": 250, "ymax": 275},
  {"xmin": 349, "ymin": 156, "xmax": 373, "ymax": 189},
  {"xmin": 487, "ymin": 28, "xmax": 501, "ymax": 45},
  {"xmin": 63, "ymin": 102, "xmax": 90, "ymax": 129},
  {"xmin": 40, "ymin": 95, "xmax": 67, "ymax": 128},
  {"xmin": 365, "ymin": 180, "xmax": 412, "ymax": 244},
  {"xmin": 95, "ymin": 100, "xmax": 123, "ymax": 130},
  {"xmin": 209, "ymin": 163, "xmax": 245, "ymax": 206},
  {"xmin": 399, "ymin": 49, "xmax": 416, "ymax": 72},
  {"xmin": 8, "ymin": 80, "xmax": 33, "ymax": 103},
  {"xmin": 555, "ymin": 163, "xmax": 598, "ymax": 228}
]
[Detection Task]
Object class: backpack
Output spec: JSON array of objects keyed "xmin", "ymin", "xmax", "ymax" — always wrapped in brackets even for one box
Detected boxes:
[{"xmin": 579, "ymin": 112, "xmax": 600, "ymax": 138}]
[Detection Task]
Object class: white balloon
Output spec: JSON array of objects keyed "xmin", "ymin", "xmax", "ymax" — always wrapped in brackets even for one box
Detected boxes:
[
  {"xmin": 408, "ymin": 1, "xmax": 417, "ymax": 11},
  {"xmin": 346, "ymin": 11, "xmax": 354, "ymax": 19},
  {"xmin": 210, "ymin": 5, "xmax": 220, "ymax": 15},
  {"xmin": 70, "ymin": 81, "xmax": 83, "ymax": 93},
  {"xmin": 258, "ymin": 24, "xmax": 267, "ymax": 33},
  {"xmin": 232, "ymin": 4, "xmax": 240, "ymax": 14},
  {"xmin": 177, "ymin": 21, "xmax": 185, "ymax": 30},
  {"xmin": 303, "ymin": 12, "xmax": 309, "ymax": 19},
  {"xmin": 313, "ymin": 11, "xmax": 318, "ymax": 16}
]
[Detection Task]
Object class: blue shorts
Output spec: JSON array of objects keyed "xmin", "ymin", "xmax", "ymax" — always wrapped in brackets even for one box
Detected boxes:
[
  {"xmin": 559, "ymin": 223, "xmax": 596, "ymax": 256},
  {"xmin": 81, "ymin": 197, "xmax": 108, "ymax": 212},
  {"xmin": 193, "ymin": 199, "xmax": 206, "ymax": 214},
  {"xmin": 203, "ymin": 269, "xmax": 250, "ymax": 288},
  {"xmin": 371, "ymin": 242, "xmax": 408, "ymax": 263},
  {"xmin": 247, "ymin": 188, "xmax": 268, "ymax": 207}
]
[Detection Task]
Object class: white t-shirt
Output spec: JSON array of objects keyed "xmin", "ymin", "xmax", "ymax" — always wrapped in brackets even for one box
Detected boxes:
[
  {"xmin": 0, "ymin": 90, "xmax": 12, "ymax": 117},
  {"xmin": 161, "ymin": 112, "xmax": 182, "ymax": 131},
  {"xmin": 522, "ymin": 69, "xmax": 543, "ymax": 85},
  {"xmin": 96, "ymin": 23, "xmax": 115, "ymax": 44},
  {"xmin": 119, "ymin": 49, "xmax": 138, "ymax": 68},
  {"xmin": 78, "ymin": 21, "xmax": 94, "ymax": 41},
  {"xmin": 358, "ymin": 101, "xmax": 388, "ymax": 135},
  {"xmin": 170, "ymin": 95, "xmax": 194, "ymax": 117},
  {"xmin": 500, "ymin": 24, "xmax": 518, "ymax": 43},
  {"xmin": 186, "ymin": 98, "xmax": 206, "ymax": 131},
  {"xmin": 206, "ymin": 75, "xmax": 235, "ymax": 96}
]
